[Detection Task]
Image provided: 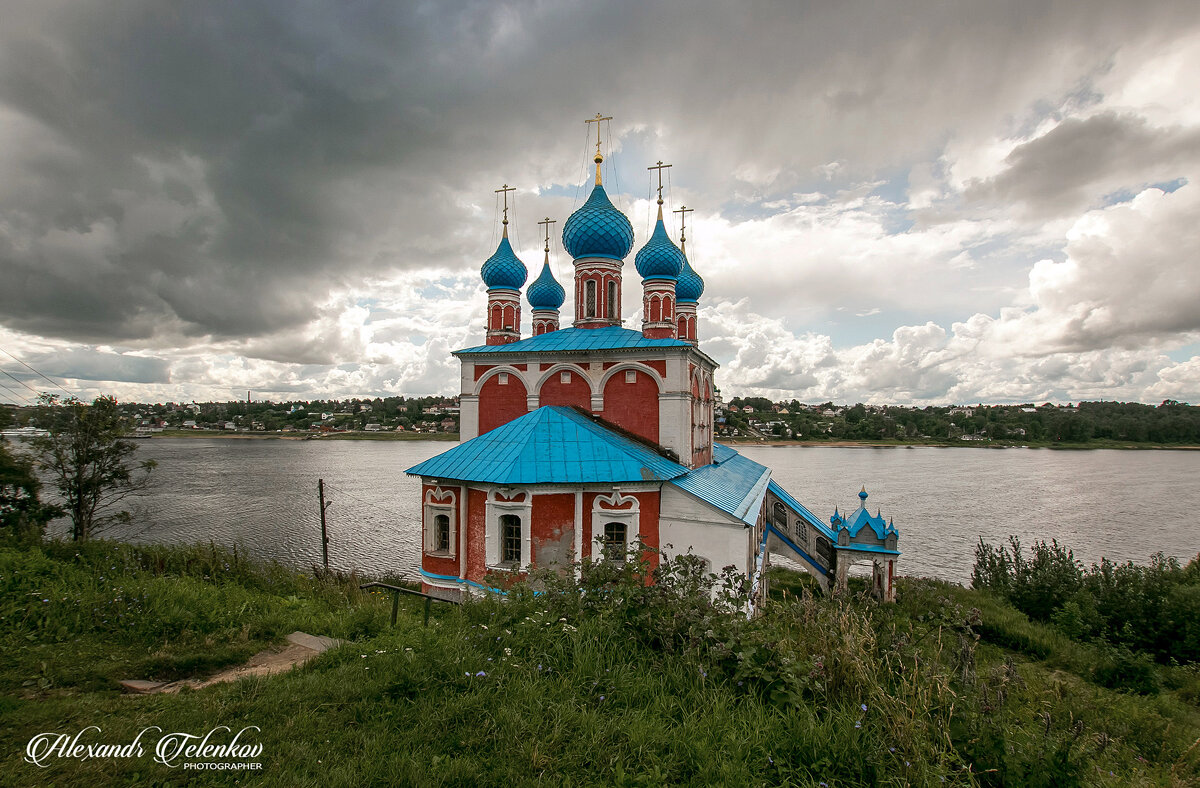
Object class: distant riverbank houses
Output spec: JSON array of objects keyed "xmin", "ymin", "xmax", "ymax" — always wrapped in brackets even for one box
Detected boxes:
[{"xmin": 406, "ymin": 118, "xmax": 899, "ymax": 606}]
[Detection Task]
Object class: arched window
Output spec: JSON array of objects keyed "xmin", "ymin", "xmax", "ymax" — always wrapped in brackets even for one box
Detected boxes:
[
  {"xmin": 606, "ymin": 280, "xmax": 617, "ymax": 319},
  {"xmin": 772, "ymin": 502, "xmax": 787, "ymax": 530},
  {"xmin": 501, "ymin": 514, "xmax": 522, "ymax": 566},
  {"xmin": 603, "ymin": 521, "xmax": 627, "ymax": 563},
  {"xmin": 434, "ymin": 514, "xmax": 450, "ymax": 552},
  {"xmin": 585, "ymin": 280, "xmax": 597, "ymax": 317}
]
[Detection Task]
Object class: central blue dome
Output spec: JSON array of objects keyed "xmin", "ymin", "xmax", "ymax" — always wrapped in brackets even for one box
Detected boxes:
[
  {"xmin": 634, "ymin": 216, "xmax": 684, "ymax": 280},
  {"xmin": 481, "ymin": 235, "xmax": 527, "ymax": 291},
  {"xmin": 562, "ymin": 183, "xmax": 634, "ymax": 260},
  {"xmin": 675, "ymin": 255, "xmax": 705, "ymax": 302},
  {"xmin": 526, "ymin": 262, "xmax": 565, "ymax": 310}
]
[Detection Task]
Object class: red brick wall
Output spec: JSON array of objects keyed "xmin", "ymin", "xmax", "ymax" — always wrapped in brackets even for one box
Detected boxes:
[
  {"xmin": 531, "ymin": 493, "xmax": 576, "ymax": 567},
  {"xmin": 478, "ymin": 373, "xmax": 528, "ymax": 434},
  {"xmin": 602, "ymin": 370, "xmax": 659, "ymax": 443},
  {"xmin": 465, "ymin": 487, "xmax": 488, "ymax": 583},
  {"xmin": 538, "ymin": 369, "xmax": 591, "ymax": 409}
]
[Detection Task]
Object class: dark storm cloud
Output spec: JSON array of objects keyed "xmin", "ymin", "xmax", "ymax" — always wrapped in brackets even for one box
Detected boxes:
[
  {"xmin": 1, "ymin": 0, "xmax": 1198, "ymax": 359},
  {"xmin": 966, "ymin": 112, "xmax": 1200, "ymax": 215}
]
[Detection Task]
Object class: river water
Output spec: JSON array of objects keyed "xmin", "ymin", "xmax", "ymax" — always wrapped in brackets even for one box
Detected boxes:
[{"xmin": 46, "ymin": 439, "xmax": 1200, "ymax": 585}]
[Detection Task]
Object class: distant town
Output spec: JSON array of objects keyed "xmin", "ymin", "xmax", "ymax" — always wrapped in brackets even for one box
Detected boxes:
[{"xmin": 3, "ymin": 395, "xmax": 1198, "ymax": 446}]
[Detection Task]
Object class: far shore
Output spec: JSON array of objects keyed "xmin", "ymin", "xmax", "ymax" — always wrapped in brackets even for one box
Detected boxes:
[{"xmin": 144, "ymin": 430, "xmax": 1200, "ymax": 450}]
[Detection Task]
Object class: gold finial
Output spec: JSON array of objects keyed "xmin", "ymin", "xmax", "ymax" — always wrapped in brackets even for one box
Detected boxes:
[
  {"xmin": 537, "ymin": 216, "xmax": 556, "ymax": 260},
  {"xmin": 647, "ymin": 160, "xmax": 672, "ymax": 219},
  {"xmin": 495, "ymin": 184, "xmax": 516, "ymax": 237},
  {"xmin": 673, "ymin": 204, "xmax": 694, "ymax": 253},
  {"xmin": 585, "ymin": 113, "xmax": 613, "ymax": 185}
]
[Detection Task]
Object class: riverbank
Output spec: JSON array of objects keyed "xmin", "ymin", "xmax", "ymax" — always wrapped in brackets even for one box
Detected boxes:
[
  {"xmin": 147, "ymin": 430, "xmax": 1200, "ymax": 449},
  {"xmin": 152, "ymin": 429, "xmax": 457, "ymax": 441},
  {"xmin": 3, "ymin": 540, "xmax": 1197, "ymax": 785},
  {"xmin": 724, "ymin": 436, "xmax": 1200, "ymax": 449}
]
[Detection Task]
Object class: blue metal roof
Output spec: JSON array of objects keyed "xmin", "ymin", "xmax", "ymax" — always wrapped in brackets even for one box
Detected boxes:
[
  {"xmin": 669, "ymin": 444, "xmax": 772, "ymax": 526},
  {"xmin": 767, "ymin": 479, "xmax": 836, "ymax": 541},
  {"xmin": 405, "ymin": 406, "xmax": 688, "ymax": 485},
  {"xmin": 455, "ymin": 325, "xmax": 691, "ymax": 355}
]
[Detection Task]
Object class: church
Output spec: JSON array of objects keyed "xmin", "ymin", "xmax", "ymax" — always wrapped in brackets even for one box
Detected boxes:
[{"xmin": 406, "ymin": 119, "xmax": 899, "ymax": 606}]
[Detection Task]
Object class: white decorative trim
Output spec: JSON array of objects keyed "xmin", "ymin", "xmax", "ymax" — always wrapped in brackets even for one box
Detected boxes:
[
  {"xmin": 484, "ymin": 489, "xmax": 532, "ymax": 570},
  {"xmin": 532, "ymin": 363, "xmax": 594, "ymax": 399},
  {"xmin": 472, "ymin": 364, "xmax": 529, "ymax": 396},
  {"xmin": 423, "ymin": 487, "xmax": 458, "ymax": 557},
  {"xmin": 596, "ymin": 362, "xmax": 666, "ymax": 394},
  {"xmin": 591, "ymin": 491, "xmax": 641, "ymax": 562}
]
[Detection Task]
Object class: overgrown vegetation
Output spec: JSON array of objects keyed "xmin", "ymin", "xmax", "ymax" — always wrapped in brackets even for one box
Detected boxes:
[
  {"xmin": 973, "ymin": 537, "xmax": 1200, "ymax": 668},
  {"xmin": 2, "ymin": 540, "xmax": 1198, "ymax": 786}
]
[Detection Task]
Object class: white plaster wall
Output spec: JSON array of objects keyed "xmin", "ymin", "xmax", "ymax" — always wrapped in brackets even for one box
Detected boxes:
[{"xmin": 659, "ymin": 485, "xmax": 752, "ymax": 577}]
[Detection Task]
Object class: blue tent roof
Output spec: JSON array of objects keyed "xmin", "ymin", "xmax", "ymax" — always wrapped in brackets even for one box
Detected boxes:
[
  {"xmin": 669, "ymin": 444, "xmax": 772, "ymax": 526},
  {"xmin": 405, "ymin": 406, "xmax": 688, "ymax": 485},
  {"xmin": 455, "ymin": 325, "xmax": 691, "ymax": 355}
]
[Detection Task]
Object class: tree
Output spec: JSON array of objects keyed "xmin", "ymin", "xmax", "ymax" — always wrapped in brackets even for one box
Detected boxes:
[
  {"xmin": 0, "ymin": 407, "xmax": 62, "ymax": 543},
  {"xmin": 31, "ymin": 395, "xmax": 156, "ymax": 541}
]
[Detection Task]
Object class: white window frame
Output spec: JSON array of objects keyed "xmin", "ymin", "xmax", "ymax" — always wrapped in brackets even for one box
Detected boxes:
[
  {"xmin": 423, "ymin": 488, "xmax": 457, "ymax": 557},
  {"xmin": 591, "ymin": 492, "xmax": 640, "ymax": 564},
  {"xmin": 485, "ymin": 490, "xmax": 532, "ymax": 570}
]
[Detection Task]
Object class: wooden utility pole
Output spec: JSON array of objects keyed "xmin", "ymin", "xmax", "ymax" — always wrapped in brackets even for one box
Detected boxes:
[{"xmin": 318, "ymin": 478, "xmax": 330, "ymax": 570}]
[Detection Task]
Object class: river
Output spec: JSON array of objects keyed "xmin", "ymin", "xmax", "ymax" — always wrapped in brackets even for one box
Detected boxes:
[{"xmin": 44, "ymin": 439, "xmax": 1200, "ymax": 585}]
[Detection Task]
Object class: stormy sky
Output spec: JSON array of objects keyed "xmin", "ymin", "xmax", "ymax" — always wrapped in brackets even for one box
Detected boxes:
[{"xmin": 2, "ymin": 0, "xmax": 1199, "ymax": 405}]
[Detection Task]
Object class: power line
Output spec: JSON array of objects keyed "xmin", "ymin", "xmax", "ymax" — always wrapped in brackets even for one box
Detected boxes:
[
  {"xmin": 0, "ymin": 367, "xmax": 39, "ymax": 396},
  {"xmin": 0, "ymin": 379, "xmax": 34, "ymax": 405},
  {"xmin": 0, "ymin": 346, "xmax": 74, "ymax": 396}
]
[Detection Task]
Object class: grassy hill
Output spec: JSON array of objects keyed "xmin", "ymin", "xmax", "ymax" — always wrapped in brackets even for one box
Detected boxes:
[{"xmin": 2, "ymin": 541, "xmax": 1197, "ymax": 786}]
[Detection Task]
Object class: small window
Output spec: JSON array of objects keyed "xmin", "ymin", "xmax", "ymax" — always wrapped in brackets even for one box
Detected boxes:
[
  {"xmin": 498, "ymin": 372, "xmax": 508, "ymax": 385},
  {"xmin": 501, "ymin": 514, "xmax": 522, "ymax": 566},
  {"xmin": 603, "ymin": 521, "xmax": 627, "ymax": 563},
  {"xmin": 773, "ymin": 502, "xmax": 787, "ymax": 530},
  {"xmin": 434, "ymin": 514, "xmax": 450, "ymax": 552},
  {"xmin": 606, "ymin": 281, "xmax": 617, "ymax": 319},
  {"xmin": 625, "ymin": 370, "xmax": 636, "ymax": 383},
  {"xmin": 560, "ymin": 371, "xmax": 571, "ymax": 384},
  {"xmin": 585, "ymin": 280, "xmax": 597, "ymax": 317}
]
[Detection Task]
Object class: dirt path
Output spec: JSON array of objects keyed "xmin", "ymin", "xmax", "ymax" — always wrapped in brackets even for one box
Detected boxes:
[{"xmin": 119, "ymin": 632, "xmax": 340, "ymax": 695}]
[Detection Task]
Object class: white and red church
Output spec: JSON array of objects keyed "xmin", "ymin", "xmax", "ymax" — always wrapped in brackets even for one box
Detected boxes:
[{"xmin": 406, "ymin": 128, "xmax": 899, "ymax": 604}]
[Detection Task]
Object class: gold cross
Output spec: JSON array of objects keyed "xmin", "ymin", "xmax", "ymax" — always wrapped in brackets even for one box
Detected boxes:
[
  {"xmin": 647, "ymin": 160, "xmax": 672, "ymax": 206},
  {"xmin": 494, "ymin": 184, "xmax": 516, "ymax": 228},
  {"xmin": 537, "ymin": 216, "xmax": 557, "ymax": 253},
  {"xmin": 585, "ymin": 112, "xmax": 613, "ymax": 158},
  {"xmin": 673, "ymin": 205, "xmax": 694, "ymax": 250}
]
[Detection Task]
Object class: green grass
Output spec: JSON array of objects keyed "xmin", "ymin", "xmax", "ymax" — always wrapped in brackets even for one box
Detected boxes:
[{"xmin": 2, "ymin": 545, "xmax": 1197, "ymax": 786}]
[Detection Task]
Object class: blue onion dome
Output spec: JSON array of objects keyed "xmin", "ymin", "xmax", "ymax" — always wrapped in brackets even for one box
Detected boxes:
[
  {"xmin": 526, "ymin": 262, "xmax": 565, "ymax": 310},
  {"xmin": 562, "ymin": 183, "xmax": 634, "ymax": 260},
  {"xmin": 634, "ymin": 217, "xmax": 685, "ymax": 280},
  {"xmin": 675, "ymin": 254, "xmax": 705, "ymax": 302},
  {"xmin": 480, "ymin": 234, "xmax": 527, "ymax": 290}
]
